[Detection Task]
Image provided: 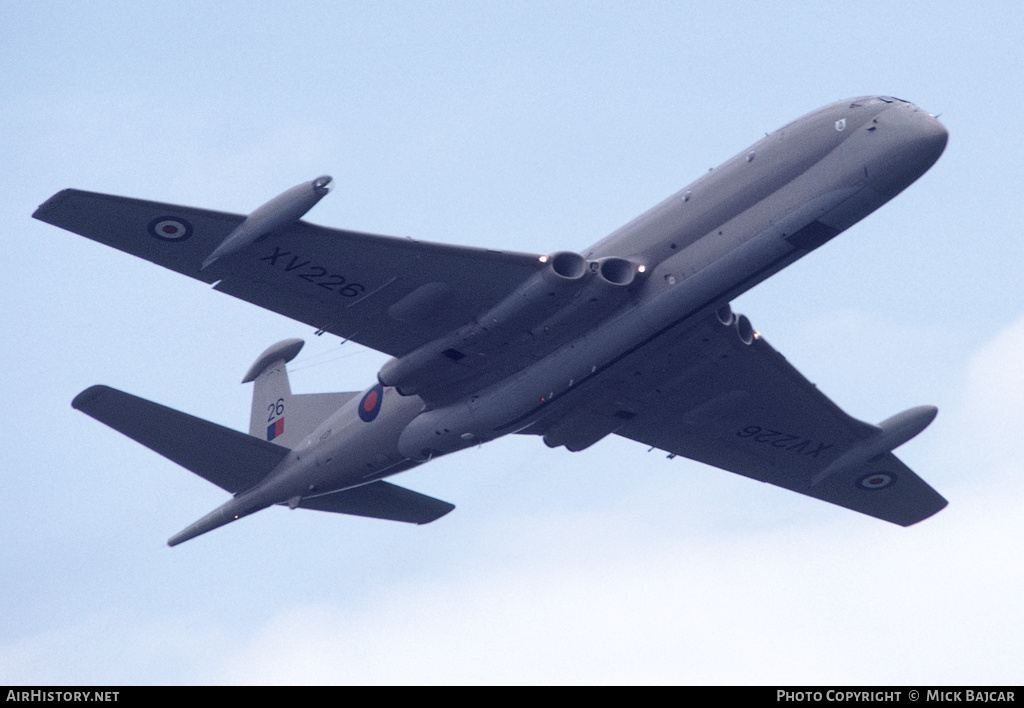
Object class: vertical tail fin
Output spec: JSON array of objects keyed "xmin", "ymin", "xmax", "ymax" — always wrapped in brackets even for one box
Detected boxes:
[
  {"xmin": 244, "ymin": 339, "xmax": 304, "ymax": 445},
  {"xmin": 242, "ymin": 339, "xmax": 360, "ymax": 448}
]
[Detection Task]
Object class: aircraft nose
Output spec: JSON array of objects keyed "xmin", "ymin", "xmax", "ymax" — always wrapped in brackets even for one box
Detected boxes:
[{"xmin": 864, "ymin": 105, "xmax": 948, "ymax": 197}]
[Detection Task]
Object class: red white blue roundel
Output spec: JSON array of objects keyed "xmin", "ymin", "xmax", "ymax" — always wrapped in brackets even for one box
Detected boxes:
[
  {"xmin": 857, "ymin": 472, "xmax": 896, "ymax": 490},
  {"xmin": 358, "ymin": 383, "xmax": 384, "ymax": 422},
  {"xmin": 148, "ymin": 216, "xmax": 193, "ymax": 241}
]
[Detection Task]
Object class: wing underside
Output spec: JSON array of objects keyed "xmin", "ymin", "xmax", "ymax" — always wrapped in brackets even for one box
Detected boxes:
[
  {"xmin": 33, "ymin": 189, "xmax": 546, "ymax": 357},
  {"xmin": 529, "ymin": 310, "xmax": 947, "ymax": 525}
]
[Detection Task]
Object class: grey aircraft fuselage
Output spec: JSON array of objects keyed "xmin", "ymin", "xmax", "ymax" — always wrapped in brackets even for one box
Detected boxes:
[{"xmin": 169, "ymin": 96, "xmax": 948, "ymax": 545}]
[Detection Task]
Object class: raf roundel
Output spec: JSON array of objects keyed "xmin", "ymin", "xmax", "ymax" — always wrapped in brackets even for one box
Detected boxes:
[
  {"xmin": 857, "ymin": 472, "xmax": 897, "ymax": 491},
  {"xmin": 148, "ymin": 216, "xmax": 193, "ymax": 241},
  {"xmin": 358, "ymin": 383, "xmax": 384, "ymax": 423}
]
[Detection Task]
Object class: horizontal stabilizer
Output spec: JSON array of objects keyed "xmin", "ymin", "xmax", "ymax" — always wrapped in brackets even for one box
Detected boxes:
[
  {"xmin": 72, "ymin": 385, "xmax": 290, "ymax": 493},
  {"xmin": 296, "ymin": 481, "xmax": 455, "ymax": 524}
]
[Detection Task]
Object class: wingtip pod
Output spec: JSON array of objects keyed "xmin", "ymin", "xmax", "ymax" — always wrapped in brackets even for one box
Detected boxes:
[
  {"xmin": 811, "ymin": 405, "xmax": 938, "ymax": 487},
  {"xmin": 200, "ymin": 175, "xmax": 334, "ymax": 270},
  {"xmin": 877, "ymin": 404, "xmax": 939, "ymax": 443}
]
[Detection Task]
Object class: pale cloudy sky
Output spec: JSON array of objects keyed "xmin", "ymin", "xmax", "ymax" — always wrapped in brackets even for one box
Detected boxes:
[{"xmin": 2, "ymin": 1, "xmax": 1022, "ymax": 685}]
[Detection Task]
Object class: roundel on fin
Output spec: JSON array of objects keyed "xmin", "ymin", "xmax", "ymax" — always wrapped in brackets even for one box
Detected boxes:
[{"xmin": 358, "ymin": 383, "xmax": 384, "ymax": 422}]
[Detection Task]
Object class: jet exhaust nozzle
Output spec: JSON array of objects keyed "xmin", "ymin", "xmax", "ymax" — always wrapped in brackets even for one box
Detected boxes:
[
  {"xmin": 379, "ymin": 252, "xmax": 587, "ymax": 393},
  {"xmin": 379, "ymin": 252, "xmax": 647, "ymax": 396}
]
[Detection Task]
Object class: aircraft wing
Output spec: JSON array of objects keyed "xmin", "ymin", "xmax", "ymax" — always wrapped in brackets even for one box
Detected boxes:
[
  {"xmin": 532, "ymin": 311, "xmax": 948, "ymax": 526},
  {"xmin": 33, "ymin": 189, "xmax": 545, "ymax": 357}
]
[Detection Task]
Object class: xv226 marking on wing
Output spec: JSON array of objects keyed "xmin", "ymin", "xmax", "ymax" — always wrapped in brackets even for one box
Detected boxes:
[
  {"xmin": 259, "ymin": 245, "xmax": 366, "ymax": 297},
  {"xmin": 737, "ymin": 425, "xmax": 835, "ymax": 459}
]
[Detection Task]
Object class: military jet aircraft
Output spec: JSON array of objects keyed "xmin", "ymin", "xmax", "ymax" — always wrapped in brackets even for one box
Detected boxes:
[{"xmin": 34, "ymin": 96, "xmax": 949, "ymax": 546}]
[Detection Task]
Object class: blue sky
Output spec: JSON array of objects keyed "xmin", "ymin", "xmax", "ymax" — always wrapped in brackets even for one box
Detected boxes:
[{"xmin": 3, "ymin": 1, "xmax": 1023, "ymax": 684}]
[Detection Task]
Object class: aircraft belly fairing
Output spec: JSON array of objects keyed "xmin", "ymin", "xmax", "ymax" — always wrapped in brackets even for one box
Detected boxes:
[{"xmin": 35, "ymin": 96, "xmax": 949, "ymax": 544}]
